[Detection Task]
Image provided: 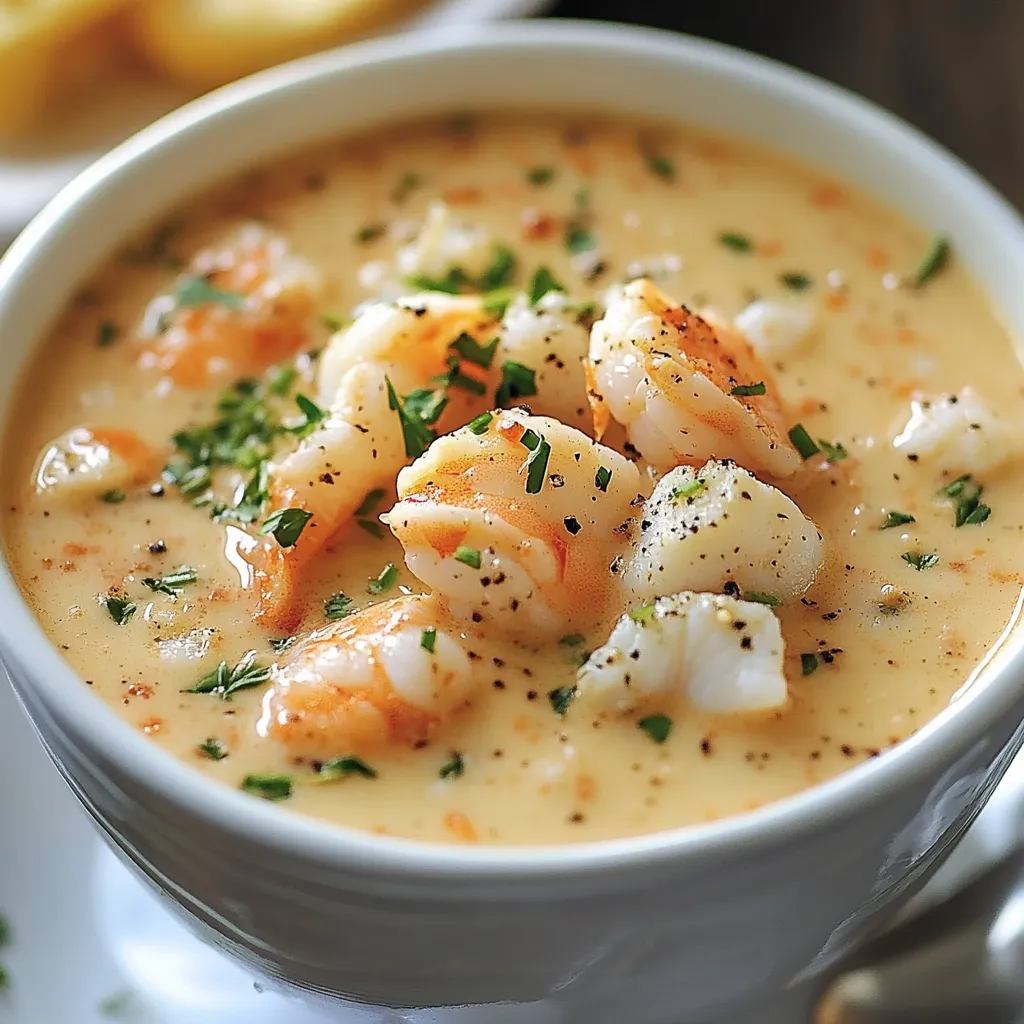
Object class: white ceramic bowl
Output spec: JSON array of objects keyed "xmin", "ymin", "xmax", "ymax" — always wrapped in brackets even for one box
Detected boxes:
[{"xmin": 1, "ymin": 21, "xmax": 1024, "ymax": 1024}]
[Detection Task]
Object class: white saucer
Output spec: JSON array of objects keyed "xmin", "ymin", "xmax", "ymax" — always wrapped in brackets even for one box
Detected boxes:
[
  {"xmin": 0, "ymin": 0, "xmax": 552, "ymax": 247},
  {"xmin": 3, "ymin": 669, "xmax": 1024, "ymax": 1024}
]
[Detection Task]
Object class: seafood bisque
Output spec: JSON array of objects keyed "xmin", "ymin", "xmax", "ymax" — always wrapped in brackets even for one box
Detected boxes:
[{"xmin": 5, "ymin": 113, "xmax": 1024, "ymax": 845}]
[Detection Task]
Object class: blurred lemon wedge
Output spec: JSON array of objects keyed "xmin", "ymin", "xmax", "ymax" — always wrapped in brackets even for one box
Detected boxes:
[
  {"xmin": 127, "ymin": 0, "xmax": 437, "ymax": 89},
  {"xmin": 0, "ymin": 0, "xmax": 135, "ymax": 135}
]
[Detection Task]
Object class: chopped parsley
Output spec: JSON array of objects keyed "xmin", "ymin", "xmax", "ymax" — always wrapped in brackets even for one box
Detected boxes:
[
  {"xmin": 559, "ymin": 634, "xmax": 586, "ymax": 647},
  {"xmin": 439, "ymin": 752, "xmax": 464, "ymax": 779},
  {"xmin": 902, "ymin": 551, "xmax": 940, "ymax": 571},
  {"xmin": 357, "ymin": 519, "xmax": 385, "ymax": 539},
  {"xmin": 730, "ymin": 382, "xmax": 766, "ymax": 397},
  {"xmin": 267, "ymin": 364, "xmax": 297, "ymax": 396},
  {"xmin": 176, "ymin": 465, "xmax": 212, "ymax": 499},
  {"xmin": 800, "ymin": 653, "xmax": 819, "ymax": 676},
  {"xmin": 421, "ymin": 627, "xmax": 437, "ymax": 653},
  {"xmin": 174, "ymin": 276, "xmax": 245, "ymax": 310},
  {"xmin": 526, "ymin": 166, "xmax": 555, "ymax": 186},
  {"xmin": 355, "ymin": 223, "xmax": 386, "ymax": 244},
  {"xmin": 519, "ymin": 428, "xmax": 551, "ymax": 494},
  {"xmin": 368, "ymin": 563, "xmax": 398, "ymax": 594},
  {"xmin": 259, "ymin": 506, "xmax": 313, "ymax": 548},
  {"xmin": 672, "ymin": 478, "xmax": 706, "ymax": 503},
  {"xmin": 240, "ymin": 774, "xmax": 292, "ymax": 801},
  {"xmin": 97, "ymin": 320, "xmax": 119, "ymax": 347},
  {"xmin": 141, "ymin": 565, "xmax": 197, "ymax": 595},
  {"xmin": 104, "ymin": 593, "xmax": 136, "ymax": 626},
  {"xmin": 318, "ymin": 756, "xmax": 377, "ymax": 780},
  {"xmin": 409, "ymin": 267, "xmax": 471, "ymax": 295},
  {"xmin": 912, "ymin": 235, "xmax": 950, "ymax": 287},
  {"xmin": 187, "ymin": 650, "xmax": 271, "ymax": 699},
  {"xmin": 386, "ymin": 376, "xmax": 444, "ymax": 458},
  {"xmin": 548, "ymin": 685, "xmax": 577, "ymax": 716},
  {"xmin": 390, "ymin": 171, "xmax": 423, "ymax": 204},
  {"xmin": 818, "ymin": 439, "xmax": 849, "ymax": 463},
  {"xmin": 495, "ymin": 360, "xmax": 537, "ymax": 406},
  {"xmin": 566, "ymin": 224, "xmax": 597, "ymax": 254},
  {"xmin": 449, "ymin": 332, "xmax": 499, "ymax": 369},
  {"xmin": 941, "ymin": 474, "xmax": 991, "ymax": 527},
  {"xmin": 483, "ymin": 287, "xmax": 516, "ymax": 319},
  {"xmin": 197, "ymin": 738, "xmax": 228, "ymax": 761},
  {"xmin": 629, "ymin": 602, "xmax": 657, "ymax": 624},
  {"xmin": 595, "ymin": 466, "xmax": 612, "ymax": 492},
  {"xmin": 788, "ymin": 423, "xmax": 820, "ymax": 459},
  {"xmin": 433, "ymin": 354, "xmax": 487, "ymax": 396},
  {"xmin": 745, "ymin": 592, "xmax": 780, "ymax": 607},
  {"xmin": 324, "ymin": 592, "xmax": 353, "ymax": 620},
  {"xmin": 454, "ymin": 545, "xmax": 482, "ymax": 569},
  {"xmin": 719, "ymin": 232, "xmax": 752, "ymax": 252},
  {"xmin": 780, "ymin": 272, "xmax": 813, "ymax": 291},
  {"xmin": 467, "ymin": 411, "xmax": 494, "ymax": 435},
  {"xmin": 480, "ymin": 245, "xmax": 517, "ymax": 291},
  {"xmin": 638, "ymin": 714, "xmax": 672, "ymax": 744},
  {"xmin": 101, "ymin": 488, "xmax": 126, "ymax": 503},
  {"xmin": 321, "ymin": 312, "xmax": 347, "ymax": 332},
  {"xmin": 881, "ymin": 510, "xmax": 916, "ymax": 529},
  {"xmin": 527, "ymin": 266, "xmax": 565, "ymax": 305},
  {"xmin": 645, "ymin": 153, "xmax": 675, "ymax": 180},
  {"xmin": 354, "ymin": 489, "xmax": 385, "ymax": 517},
  {"xmin": 286, "ymin": 393, "xmax": 325, "ymax": 439}
]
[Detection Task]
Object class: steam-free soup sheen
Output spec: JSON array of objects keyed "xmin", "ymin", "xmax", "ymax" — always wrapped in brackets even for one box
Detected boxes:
[{"xmin": 5, "ymin": 114, "xmax": 1023, "ymax": 844}]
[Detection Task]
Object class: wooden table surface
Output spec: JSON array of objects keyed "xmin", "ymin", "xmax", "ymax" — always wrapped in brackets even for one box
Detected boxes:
[{"xmin": 548, "ymin": 0, "xmax": 1024, "ymax": 210}]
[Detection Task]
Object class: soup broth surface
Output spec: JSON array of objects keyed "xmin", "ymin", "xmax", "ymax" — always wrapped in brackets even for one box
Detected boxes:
[{"xmin": 6, "ymin": 113, "xmax": 1024, "ymax": 844}]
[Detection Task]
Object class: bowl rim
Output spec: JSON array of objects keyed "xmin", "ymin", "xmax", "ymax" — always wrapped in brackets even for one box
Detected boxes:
[{"xmin": 2, "ymin": 18, "xmax": 1024, "ymax": 883}]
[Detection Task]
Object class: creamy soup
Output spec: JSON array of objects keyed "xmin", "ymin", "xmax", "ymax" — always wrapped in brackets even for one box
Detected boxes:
[{"xmin": 5, "ymin": 114, "xmax": 1023, "ymax": 845}]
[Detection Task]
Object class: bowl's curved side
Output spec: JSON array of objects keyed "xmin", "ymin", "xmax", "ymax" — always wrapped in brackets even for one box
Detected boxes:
[{"xmin": 2, "ymin": 19, "xmax": 1024, "ymax": 1021}]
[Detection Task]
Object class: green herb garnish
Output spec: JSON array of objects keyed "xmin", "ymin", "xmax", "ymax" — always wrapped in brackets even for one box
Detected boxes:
[
  {"xmin": 450, "ymin": 332, "xmax": 499, "ymax": 369},
  {"xmin": 902, "ymin": 551, "xmax": 940, "ymax": 570},
  {"xmin": 780, "ymin": 272, "xmax": 813, "ymax": 291},
  {"xmin": 645, "ymin": 154, "xmax": 675, "ymax": 180},
  {"xmin": 453, "ymin": 545, "xmax": 482, "ymax": 569},
  {"xmin": 240, "ymin": 774, "xmax": 292, "ymax": 801},
  {"xmin": 595, "ymin": 466, "xmax": 612, "ymax": 492},
  {"xmin": 638, "ymin": 714, "xmax": 672, "ymax": 744},
  {"xmin": 548, "ymin": 685, "xmax": 577, "ymax": 717},
  {"xmin": 175, "ymin": 276, "xmax": 245, "ymax": 310},
  {"xmin": 629, "ymin": 602, "xmax": 657, "ymax": 624},
  {"xmin": 187, "ymin": 650, "xmax": 271, "ymax": 699},
  {"xmin": 467, "ymin": 411, "xmax": 494, "ymax": 435},
  {"xmin": 355, "ymin": 223, "xmax": 386, "ymax": 244},
  {"xmin": 788, "ymin": 424, "xmax": 820, "ymax": 459},
  {"xmin": 141, "ymin": 565, "xmax": 197, "ymax": 595},
  {"xmin": 745, "ymin": 592, "xmax": 780, "ymax": 606},
  {"xmin": 672, "ymin": 478, "xmax": 706, "ymax": 502},
  {"xmin": 913, "ymin": 235, "xmax": 950, "ymax": 287},
  {"xmin": 730, "ymin": 382, "xmax": 766, "ymax": 397},
  {"xmin": 526, "ymin": 166, "xmax": 555, "ymax": 186},
  {"xmin": 483, "ymin": 287, "xmax": 516, "ymax": 320},
  {"xmin": 800, "ymin": 653, "xmax": 819, "ymax": 676},
  {"xmin": 390, "ymin": 171, "xmax": 422, "ymax": 204},
  {"xmin": 439, "ymin": 752, "xmax": 464, "ymax": 779},
  {"xmin": 421, "ymin": 627, "xmax": 437, "ymax": 653},
  {"xmin": 104, "ymin": 594, "xmax": 136, "ymax": 626},
  {"xmin": 566, "ymin": 224, "xmax": 597, "ymax": 254},
  {"xmin": 197, "ymin": 738, "xmax": 228, "ymax": 761},
  {"xmin": 409, "ymin": 267, "xmax": 471, "ymax": 295},
  {"xmin": 719, "ymin": 232, "xmax": 752, "ymax": 252},
  {"xmin": 881, "ymin": 510, "xmax": 916, "ymax": 529},
  {"xmin": 321, "ymin": 312, "xmax": 347, "ymax": 332},
  {"xmin": 559, "ymin": 634, "xmax": 585, "ymax": 647},
  {"xmin": 356, "ymin": 519, "xmax": 385, "ymax": 539},
  {"xmin": 818, "ymin": 439, "xmax": 849, "ymax": 463},
  {"xmin": 324, "ymin": 592, "xmax": 353, "ymax": 620},
  {"xmin": 101, "ymin": 488, "xmax": 126, "ymax": 503},
  {"xmin": 495, "ymin": 361, "xmax": 537, "ymax": 407},
  {"xmin": 368, "ymin": 563, "xmax": 398, "ymax": 594},
  {"xmin": 386, "ymin": 376, "xmax": 442, "ymax": 459},
  {"xmin": 480, "ymin": 245, "xmax": 517, "ymax": 291},
  {"xmin": 287, "ymin": 393, "xmax": 325, "ymax": 439},
  {"xmin": 527, "ymin": 266, "xmax": 565, "ymax": 305},
  {"xmin": 354, "ymin": 489, "xmax": 385, "ymax": 517},
  {"xmin": 519, "ymin": 428, "xmax": 551, "ymax": 494},
  {"xmin": 259, "ymin": 507, "xmax": 313, "ymax": 548},
  {"xmin": 98, "ymin": 320, "xmax": 119, "ymax": 347},
  {"xmin": 433, "ymin": 355, "xmax": 487, "ymax": 396},
  {"xmin": 941, "ymin": 474, "xmax": 991, "ymax": 527},
  {"xmin": 319, "ymin": 756, "xmax": 377, "ymax": 780},
  {"xmin": 269, "ymin": 635, "xmax": 297, "ymax": 653}
]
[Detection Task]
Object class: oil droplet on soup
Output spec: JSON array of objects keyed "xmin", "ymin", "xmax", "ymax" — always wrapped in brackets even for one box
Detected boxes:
[{"xmin": 5, "ymin": 113, "xmax": 1024, "ymax": 845}]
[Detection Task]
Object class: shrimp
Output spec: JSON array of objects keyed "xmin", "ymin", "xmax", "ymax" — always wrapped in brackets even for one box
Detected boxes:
[
  {"xmin": 259, "ymin": 595, "xmax": 480, "ymax": 758},
  {"xmin": 587, "ymin": 278, "xmax": 802, "ymax": 478},
  {"xmin": 496, "ymin": 291, "xmax": 593, "ymax": 434},
  {"xmin": 248, "ymin": 292, "xmax": 495, "ymax": 630},
  {"xmin": 575, "ymin": 591, "xmax": 788, "ymax": 715},
  {"xmin": 33, "ymin": 426, "xmax": 156, "ymax": 500},
  {"xmin": 384, "ymin": 408, "xmax": 642, "ymax": 638},
  {"xmin": 138, "ymin": 224, "xmax": 321, "ymax": 388},
  {"xmin": 622, "ymin": 460, "xmax": 823, "ymax": 603}
]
